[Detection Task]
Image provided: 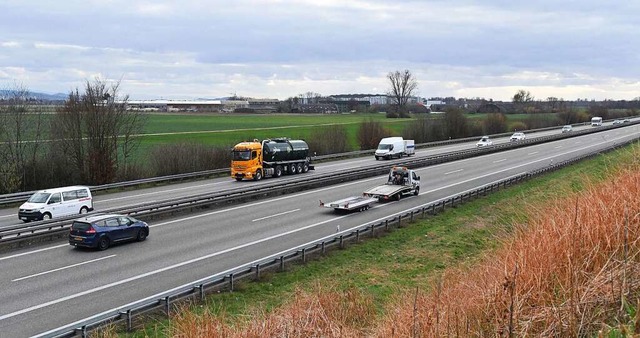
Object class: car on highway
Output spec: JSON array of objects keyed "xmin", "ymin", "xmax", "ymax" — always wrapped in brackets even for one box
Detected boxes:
[
  {"xmin": 476, "ymin": 136, "xmax": 493, "ymax": 147},
  {"xmin": 613, "ymin": 119, "xmax": 623, "ymax": 125},
  {"xmin": 509, "ymin": 132, "xmax": 526, "ymax": 142},
  {"xmin": 624, "ymin": 118, "xmax": 631, "ymax": 123},
  {"xmin": 69, "ymin": 214, "xmax": 149, "ymax": 250},
  {"xmin": 561, "ymin": 125, "xmax": 573, "ymax": 133}
]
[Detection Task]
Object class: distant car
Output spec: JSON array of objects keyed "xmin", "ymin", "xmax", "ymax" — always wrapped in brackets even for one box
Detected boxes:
[
  {"xmin": 613, "ymin": 119, "xmax": 623, "ymax": 125},
  {"xmin": 476, "ymin": 136, "xmax": 493, "ymax": 147},
  {"xmin": 561, "ymin": 125, "xmax": 573, "ymax": 133},
  {"xmin": 69, "ymin": 214, "xmax": 149, "ymax": 250},
  {"xmin": 624, "ymin": 118, "xmax": 631, "ymax": 123},
  {"xmin": 510, "ymin": 132, "xmax": 526, "ymax": 142}
]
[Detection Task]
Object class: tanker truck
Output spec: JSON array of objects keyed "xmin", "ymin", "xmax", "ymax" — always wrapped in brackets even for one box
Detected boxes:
[{"xmin": 231, "ymin": 138, "xmax": 314, "ymax": 181}]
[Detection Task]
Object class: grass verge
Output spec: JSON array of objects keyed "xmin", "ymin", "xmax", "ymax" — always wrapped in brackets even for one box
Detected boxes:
[{"xmin": 110, "ymin": 142, "xmax": 640, "ymax": 337}]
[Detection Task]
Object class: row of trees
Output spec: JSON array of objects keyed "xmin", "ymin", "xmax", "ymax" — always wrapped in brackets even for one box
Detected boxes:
[{"xmin": 0, "ymin": 80, "xmax": 146, "ymax": 193}]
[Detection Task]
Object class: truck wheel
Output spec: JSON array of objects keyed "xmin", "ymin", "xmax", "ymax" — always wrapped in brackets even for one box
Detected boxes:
[
  {"xmin": 254, "ymin": 170, "xmax": 262, "ymax": 181},
  {"xmin": 289, "ymin": 163, "xmax": 297, "ymax": 174},
  {"xmin": 414, "ymin": 187, "xmax": 420, "ymax": 196},
  {"xmin": 274, "ymin": 165, "xmax": 283, "ymax": 177},
  {"xmin": 302, "ymin": 162, "xmax": 309, "ymax": 172},
  {"xmin": 296, "ymin": 163, "xmax": 303, "ymax": 173}
]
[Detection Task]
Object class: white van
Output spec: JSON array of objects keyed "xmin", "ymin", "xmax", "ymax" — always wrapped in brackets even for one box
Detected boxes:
[
  {"xmin": 18, "ymin": 186, "xmax": 93, "ymax": 222},
  {"xmin": 591, "ymin": 116, "xmax": 603, "ymax": 126},
  {"xmin": 375, "ymin": 137, "xmax": 415, "ymax": 160}
]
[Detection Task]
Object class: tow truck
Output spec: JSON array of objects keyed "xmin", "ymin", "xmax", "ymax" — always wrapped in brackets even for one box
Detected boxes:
[{"xmin": 320, "ymin": 166, "xmax": 420, "ymax": 212}]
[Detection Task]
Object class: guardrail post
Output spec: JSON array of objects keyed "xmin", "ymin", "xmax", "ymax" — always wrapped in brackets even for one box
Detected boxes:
[
  {"xmin": 370, "ymin": 224, "xmax": 374, "ymax": 237},
  {"xmin": 356, "ymin": 229, "xmax": 360, "ymax": 242},
  {"xmin": 75, "ymin": 325, "xmax": 87, "ymax": 338},
  {"xmin": 194, "ymin": 285, "xmax": 205, "ymax": 301},
  {"xmin": 280, "ymin": 256, "xmax": 285, "ymax": 271},
  {"xmin": 385, "ymin": 220, "xmax": 389, "ymax": 231},
  {"xmin": 229, "ymin": 274, "xmax": 234, "ymax": 291},
  {"xmin": 339, "ymin": 235, "xmax": 344, "ymax": 249},
  {"xmin": 164, "ymin": 296, "xmax": 170, "ymax": 317},
  {"xmin": 398, "ymin": 215, "xmax": 402, "ymax": 227},
  {"xmin": 120, "ymin": 309, "xmax": 132, "ymax": 331},
  {"xmin": 410, "ymin": 210, "xmax": 414, "ymax": 222},
  {"xmin": 255, "ymin": 264, "xmax": 261, "ymax": 279},
  {"xmin": 321, "ymin": 242, "xmax": 326, "ymax": 254},
  {"xmin": 302, "ymin": 248, "xmax": 306, "ymax": 263}
]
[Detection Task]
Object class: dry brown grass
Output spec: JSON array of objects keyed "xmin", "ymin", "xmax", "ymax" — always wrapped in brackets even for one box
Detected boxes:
[
  {"xmin": 377, "ymin": 167, "xmax": 640, "ymax": 337},
  {"xmin": 145, "ymin": 154, "xmax": 640, "ymax": 337}
]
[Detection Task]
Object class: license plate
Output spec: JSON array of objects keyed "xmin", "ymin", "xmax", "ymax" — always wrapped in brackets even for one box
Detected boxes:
[
  {"xmin": 74, "ymin": 237, "xmax": 83, "ymax": 241},
  {"xmin": 20, "ymin": 217, "xmax": 27, "ymax": 220}
]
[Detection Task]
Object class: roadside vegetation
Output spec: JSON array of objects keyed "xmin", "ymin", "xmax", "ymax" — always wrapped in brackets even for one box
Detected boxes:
[{"xmin": 97, "ymin": 142, "xmax": 640, "ymax": 337}]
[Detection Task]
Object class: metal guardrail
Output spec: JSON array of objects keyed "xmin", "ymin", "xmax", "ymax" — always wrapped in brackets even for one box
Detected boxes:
[
  {"xmin": 39, "ymin": 127, "xmax": 640, "ymax": 338},
  {"xmin": 1, "ymin": 118, "xmax": 628, "ymax": 206},
  {"xmin": 2, "ymin": 120, "xmax": 638, "ymax": 246}
]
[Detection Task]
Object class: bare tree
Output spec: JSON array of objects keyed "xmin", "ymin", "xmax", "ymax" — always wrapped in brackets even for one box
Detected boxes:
[
  {"xmin": 512, "ymin": 89, "xmax": 534, "ymax": 113},
  {"xmin": 0, "ymin": 84, "xmax": 45, "ymax": 193},
  {"xmin": 387, "ymin": 69, "xmax": 418, "ymax": 118},
  {"xmin": 51, "ymin": 78, "xmax": 146, "ymax": 185}
]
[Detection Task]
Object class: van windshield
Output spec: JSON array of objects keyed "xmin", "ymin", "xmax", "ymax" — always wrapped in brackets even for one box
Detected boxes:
[
  {"xmin": 27, "ymin": 192, "xmax": 50, "ymax": 203},
  {"xmin": 377, "ymin": 144, "xmax": 393, "ymax": 150}
]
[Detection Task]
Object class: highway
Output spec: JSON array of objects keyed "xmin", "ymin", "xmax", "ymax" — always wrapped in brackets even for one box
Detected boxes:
[
  {"xmin": 0, "ymin": 123, "xmax": 599, "ymax": 229},
  {"xmin": 0, "ymin": 123, "xmax": 638, "ymax": 337}
]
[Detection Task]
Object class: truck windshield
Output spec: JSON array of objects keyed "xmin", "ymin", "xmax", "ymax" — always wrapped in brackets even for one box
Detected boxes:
[
  {"xmin": 232, "ymin": 151, "xmax": 252, "ymax": 161},
  {"xmin": 27, "ymin": 192, "xmax": 51, "ymax": 203},
  {"xmin": 377, "ymin": 144, "xmax": 393, "ymax": 150}
]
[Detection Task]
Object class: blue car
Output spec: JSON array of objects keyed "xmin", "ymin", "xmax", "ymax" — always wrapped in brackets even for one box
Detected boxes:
[{"xmin": 69, "ymin": 214, "xmax": 149, "ymax": 250}]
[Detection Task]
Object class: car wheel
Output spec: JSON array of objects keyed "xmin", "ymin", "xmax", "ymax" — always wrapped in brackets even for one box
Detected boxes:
[
  {"xmin": 394, "ymin": 193, "xmax": 401, "ymax": 201},
  {"xmin": 254, "ymin": 170, "xmax": 262, "ymax": 181},
  {"xmin": 235, "ymin": 177, "xmax": 243, "ymax": 182},
  {"xmin": 274, "ymin": 165, "xmax": 283, "ymax": 177},
  {"xmin": 79, "ymin": 206, "xmax": 88, "ymax": 215},
  {"xmin": 42, "ymin": 213, "xmax": 52, "ymax": 220},
  {"xmin": 375, "ymin": 156, "xmax": 380, "ymax": 160},
  {"xmin": 136, "ymin": 229, "xmax": 147, "ymax": 242},
  {"xmin": 414, "ymin": 187, "xmax": 420, "ymax": 196},
  {"xmin": 97, "ymin": 236, "xmax": 110, "ymax": 251},
  {"xmin": 289, "ymin": 163, "xmax": 297, "ymax": 174}
]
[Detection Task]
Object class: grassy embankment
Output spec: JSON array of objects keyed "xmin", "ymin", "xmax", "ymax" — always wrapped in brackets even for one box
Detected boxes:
[{"xmin": 101, "ymin": 140, "xmax": 640, "ymax": 336}]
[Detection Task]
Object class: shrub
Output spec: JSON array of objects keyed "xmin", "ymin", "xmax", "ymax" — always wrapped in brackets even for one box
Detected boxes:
[
  {"xmin": 509, "ymin": 121, "xmax": 528, "ymax": 131},
  {"xmin": 483, "ymin": 113, "xmax": 508, "ymax": 134},
  {"xmin": 149, "ymin": 143, "xmax": 232, "ymax": 176},
  {"xmin": 306, "ymin": 126, "xmax": 349, "ymax": 155},
  {"xmin": 357, "ymin": 119, "xmax": 391, "ymax": 150}
]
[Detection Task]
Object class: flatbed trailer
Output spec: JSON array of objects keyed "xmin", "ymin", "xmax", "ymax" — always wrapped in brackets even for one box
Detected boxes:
[
  {"xmin": 320, "ymin": 166, "xmax": 421, "ymax": 212},
  {"xmin": 320, "ymin": 196, "xmax": 378, "ymax": 212}
]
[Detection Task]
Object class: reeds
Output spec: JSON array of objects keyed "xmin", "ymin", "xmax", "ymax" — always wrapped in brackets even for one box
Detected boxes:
[{"xmin": 153, "ymin": 155, "xmax": 640, "ymax": 337}]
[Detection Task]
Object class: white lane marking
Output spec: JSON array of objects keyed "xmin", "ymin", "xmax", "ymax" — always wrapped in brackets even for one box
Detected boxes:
[
  {"xmin": 3, "ymin": 130, "xmax": 636, "ymax": 261},
  {"xmin": 554, "ymin": 146, "xmax": 562, "ymax": 149},
  {"xmin": 12, "ymin": 255, "xmax": 116, "ymax": 282},
  {"xmin": 0, "ymin": 244, "xmax": 68, "ymax": 262},
  {"xmin": 528, "ymin": 151, "xmax": 539, "ymax": 155},
  {"xmin": 493, "ymin": 159, "xmax": 506, "ymax": 163},
  {"xmin": 444, "ymin": 169, "xmax": 463, "ymax": 175},
  {"xmin": 0, "ymin": 214, "xmax": 15, "ymax": 219},
  {"xmin": 33, "ymin": 171, "xmax": 530, "ymax": 338},
  {"xmin": 6, "ymin": 133, "xmax": 636, "ymax": 322},
  {"xmin": 95, "ymin": 182, "xmax": 226, "ymax": 203},
  {"xmin": 252, "ymin": 209, "xmax": 300, "ymax": 222}
]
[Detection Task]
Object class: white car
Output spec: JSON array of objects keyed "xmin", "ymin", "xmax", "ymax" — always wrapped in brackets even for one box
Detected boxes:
[
  {"xmin": 561, "ymin": 125, "xmax": 572, "ymax": 133},
  {"xmin": 476, "ymin": 136, "xmax": 493, "ymax": 147},
  {"xmin": 510, "ymin": 132, "xmax": 526, "ymax": 142},
  {"xmin": 613, "ymin": 119, "xmax": 623, "ymax": 125}
]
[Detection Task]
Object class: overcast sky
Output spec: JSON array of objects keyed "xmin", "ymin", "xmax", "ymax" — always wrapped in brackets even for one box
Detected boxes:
[{"xmin": 1, "ymin": 0, "xmax": 639, "ymax": 101}]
